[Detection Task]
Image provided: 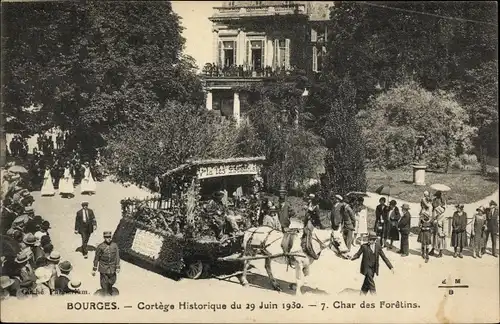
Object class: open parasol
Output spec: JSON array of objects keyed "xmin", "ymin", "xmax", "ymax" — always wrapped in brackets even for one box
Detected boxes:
[
  {"xmin": 430, "ymin": 183, "xmax": 451, "ymax": 192},
  {"xmin": 375, "ymin": 184, "xmax": 391, "ymax": 197},
  {"xmin": 7, "ymin": 165, "xmax": 28, "ymax": 174},
  {"xmin": 346, "ymin": 191, "xmax": 369, "ymax": 199}
]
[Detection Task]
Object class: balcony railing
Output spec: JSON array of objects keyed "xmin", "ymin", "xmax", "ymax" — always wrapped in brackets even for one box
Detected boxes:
[
  {"xmin": 210, "ymin": 4, "xmax": 306, "ymax": 19},
  {"xmin": 200, "ymin": 63, "xmax": 303, "ymax": 79}
]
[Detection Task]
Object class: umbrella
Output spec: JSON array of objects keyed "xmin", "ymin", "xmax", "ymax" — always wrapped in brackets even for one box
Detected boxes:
[
  {"xmin": 430, "ymin": 183, "xmax": 451, "ymax": 192},
  {"xmin": 7, "ymin": 165, "xmax": 28, "ymax": 174},
  {"xmin": 346, "ymin": 191, "xmax": 369, "ymax": 198},
  {"xmin": 375, "ymin": 184, "xmax": 391, "ymax": 196}
]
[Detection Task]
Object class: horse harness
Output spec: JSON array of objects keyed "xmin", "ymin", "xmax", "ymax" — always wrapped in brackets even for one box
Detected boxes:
[{"xmin": 245, "ymin": 228, "xmax": 284, "ymax": 255}]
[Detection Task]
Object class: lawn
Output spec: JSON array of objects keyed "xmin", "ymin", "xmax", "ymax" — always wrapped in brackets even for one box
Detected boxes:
[{"xmin": 366, "ymin": 168, "xmax": 499, "ymax": 204}]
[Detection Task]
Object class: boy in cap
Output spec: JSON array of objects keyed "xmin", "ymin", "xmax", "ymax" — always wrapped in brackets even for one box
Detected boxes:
[
  {"xmin": 93, "ymin": 231, "xmax": 120, "ymax": 296},
  {"xmin": 484, "ymin": 200, "xmax": 498, "ymax": 257},
  {"xmin": 350, "ymin": 231, "xmax": 394, "ymax": 295}
]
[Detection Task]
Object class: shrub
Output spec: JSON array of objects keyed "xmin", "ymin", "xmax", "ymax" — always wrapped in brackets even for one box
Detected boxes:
[{"xmin": 359, "ymin": 80, "xmax": 477, "ymax": 171}]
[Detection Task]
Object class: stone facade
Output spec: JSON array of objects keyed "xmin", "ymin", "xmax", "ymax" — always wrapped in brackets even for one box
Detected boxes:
[{"xmin": 203, "ymin": 1, "xmax": 334, "ymax": 125}]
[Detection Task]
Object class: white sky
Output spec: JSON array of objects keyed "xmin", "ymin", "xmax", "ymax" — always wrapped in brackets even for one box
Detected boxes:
[{"xmin": 171, "ymin": 1, "xmax": 222, "ymax": 70}]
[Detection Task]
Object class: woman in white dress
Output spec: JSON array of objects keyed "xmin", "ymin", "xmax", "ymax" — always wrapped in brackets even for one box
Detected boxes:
[
  {"xmin": 353, "ymin": 197, "xmax": 368, "ymax": 246},
  {"xmin": 81, "ymin": 162, "xmax": 96, "ymax": 195},
  {"xmin": 40, "ymin": 168, "xmax": 55, "ymax": 196},
  {"xmin": 58, "ymin": 163, "xmax": 74, "ymax": 198}
]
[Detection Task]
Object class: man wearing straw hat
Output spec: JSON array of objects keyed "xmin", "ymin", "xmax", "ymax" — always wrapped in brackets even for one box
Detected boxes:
[
  {"xmin": 67, "ymin": 280, "xmax": 82, "ymax": 294},
  {"xmin": 93, "ymin": 231, "xmax": 120, "ymax": 296},
  {"xmin": 350, "ymin": 231, "xmax": 394, "ymax": 295},
  {"xmin": 1, "ymin": 276, "xmax": 16, "ymax": 300},
  {"xmin": 34, "ymin": 267, "xmax": 53, "ymax": 295}
]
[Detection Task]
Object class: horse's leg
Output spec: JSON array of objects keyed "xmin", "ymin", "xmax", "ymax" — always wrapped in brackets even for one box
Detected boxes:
[
  {"xmin": 240, "ymin": 259, "xmax": 250, "ymax": 286},
  {"xmin": 264, "ymin": 257, "xmax": 281, "ymax": 292},
  {"xmin": 295, "ymin": 260, "xmax": 304, "ymax": 296}
]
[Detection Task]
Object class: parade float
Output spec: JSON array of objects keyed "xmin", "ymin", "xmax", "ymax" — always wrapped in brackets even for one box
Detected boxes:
[{"xmin": 113, "ymin": 156, "xmax": 265, "ymax": 279}]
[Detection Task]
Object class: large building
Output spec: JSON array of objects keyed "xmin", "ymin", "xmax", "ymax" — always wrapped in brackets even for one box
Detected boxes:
[{"xmin": 201, "ymin": 1, "xmax": 334, "ymax": 125}]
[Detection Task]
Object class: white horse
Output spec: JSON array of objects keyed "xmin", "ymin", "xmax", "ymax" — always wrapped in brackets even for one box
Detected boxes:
[{"xmin": 238, "ymin": 226, "xmax": 351, "ymax": 295}]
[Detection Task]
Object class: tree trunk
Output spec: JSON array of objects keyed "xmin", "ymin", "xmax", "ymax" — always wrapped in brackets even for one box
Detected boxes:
[
  {"xmin": 0, "ymin": 122, "xmax": 7, "ymax": 167},
  {"xmin": 479, "ymin": 144, "xmax": 488, "ymax": 176}
]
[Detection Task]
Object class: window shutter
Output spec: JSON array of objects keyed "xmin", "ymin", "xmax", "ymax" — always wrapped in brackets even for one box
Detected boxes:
[
  {"xmin": 218, "ymin": 41, "xmax": 223, "ymax": 66},
  {"xmin": 233, "ymin": 41, "xmax": 237, "ymax": 66},
  {"xmin": 312, "ymin": 46, "xmax": 317, "ymax": 72},
  {"xmin": 273, "ymin": 39, "xmax": 278, "ymax": 69},
  {"xmin": 261, "ymin": 40, "xmax": 265, "ymax": 68},
  {"xmin": 285, "ymin": 38, "xmax": 290, "ymax": 69},
  {"xmin": 246, "ymin": 40, "xmax": 250, "ymax": 67}
]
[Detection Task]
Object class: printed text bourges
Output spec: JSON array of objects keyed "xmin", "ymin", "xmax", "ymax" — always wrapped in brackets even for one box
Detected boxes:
[{"xmin": 67, "ymin": 301, "xmax": 420, "ymax": 312}]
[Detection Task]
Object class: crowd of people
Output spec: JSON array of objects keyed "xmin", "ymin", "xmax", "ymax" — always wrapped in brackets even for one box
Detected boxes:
[
  {"xmin": 1, "ymin": 167, "xmax": 83, "ymax": 300},
  {"xmin": 373, "ymin": 191, "xmax": 499, "ymax": 262},
  {"xmin": 7, "ymin": 132, "xmax": 103, "ymax": 196}
]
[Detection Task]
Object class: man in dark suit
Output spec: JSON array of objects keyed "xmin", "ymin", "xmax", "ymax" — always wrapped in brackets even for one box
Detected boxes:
[
  {"xmin": 398, "ymin": 204, "xmax": 411, "ymax": 256},
  {"xmin": 74, "ymin": 201, "xmax": 97, "ymax": 259},
  {"xmin": 278, "ymin": 190, "xmax": 293, "ymax": 232},
  {"xmin": 484, "ymin": 200, "xmax": 498, "ymax": 257},
  {"xmin": 350, "ymin": 231, "xmax": 394, "ymax": 295}
]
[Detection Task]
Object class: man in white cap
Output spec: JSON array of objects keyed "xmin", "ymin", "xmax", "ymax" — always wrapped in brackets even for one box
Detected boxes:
[{"xmin": 74, "ymin": 201, "xmax": 97, "ymax": 259}]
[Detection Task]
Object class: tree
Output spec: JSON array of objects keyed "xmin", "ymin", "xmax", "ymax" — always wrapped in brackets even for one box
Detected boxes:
[
  {"xmin": 359, "ymin": 80, "xmax": 477, "ymax": 171},
  {"xmin": 454, "ymin": 61, "xmax": 498, "ymax": 174},
  {"xmin": 238, "ymin": 81, "xmax": 325, "ymax": 192},
  {"xmin": 327, "ymin": 1, "xmax": 497, "ymax": 111},
  {"xmin": 315, "ymin": 78, "xmax": 367, "ymax": 196},
  {"xmin": 2, "ymin": 2, "xmax": 203, "ymax": 156},
  {"xmin": 104, "ymin": 101, "xmax": 243, "ymax": 188}
]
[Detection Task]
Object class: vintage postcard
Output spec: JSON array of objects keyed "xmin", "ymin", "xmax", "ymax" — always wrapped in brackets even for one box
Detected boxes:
[{"xmin": 1, "ymin": 1, "xmax": 498, "ymax": 323}]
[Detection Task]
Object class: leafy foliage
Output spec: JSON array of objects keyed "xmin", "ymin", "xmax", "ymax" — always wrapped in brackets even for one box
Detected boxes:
[
  {"xmin": 313, "ymin": 78, "xmax": 367, "ymax": 196},
  {"xmin": 327, "ymin": 1, "xmax": 497, "ymax": 111},
  {"xmin": 104, "ymin": 101, "xmax": 244, "ymax": 188},
  {"xmin": 359, "ymin": 80, "xmax": 477, "ymax": 171},
  {"xmin": 238, "ymin": 81, "xmax": 325, "ymax": 192},
  {"xmin": 2, "ymin": 2, "xmax": 203, "ymax": 154}
]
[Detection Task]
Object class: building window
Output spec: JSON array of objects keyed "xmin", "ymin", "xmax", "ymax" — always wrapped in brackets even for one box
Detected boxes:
[
  {"xmin": 228, "ymin": 1, "xmax": 235, "ymax": 6},
  {"xmin": 219, "ymin": 40, "xmax": 237, "ymax": 68},
  {"xmin": 283, "ymin": 1, "xmax": 292, "ymax": 5},
  {"xmin": 247, "ymin": 40, "xmax": 265, "ymax": 70},
  {"xmin": 311, "ymin": 28, "xmax": 317, "ymax": 42},
  {"xmin": 273, "ymin": 38, "xmax": 290, "ymax": 69},
  {"xmin": 312, "ymin": 45, "xmax": 325, "ymax": 72},
  {"xmin": 255, "ymin": 1, "xmax": 262, "ymax": 5}
]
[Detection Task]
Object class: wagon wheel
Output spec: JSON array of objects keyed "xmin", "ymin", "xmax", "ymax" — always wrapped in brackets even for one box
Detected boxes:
[{"xmin": 184, "ymin": 260, "xmax": 204, "ymax": 279}]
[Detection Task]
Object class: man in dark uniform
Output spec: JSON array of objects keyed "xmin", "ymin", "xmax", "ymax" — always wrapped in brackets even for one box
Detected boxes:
[
  {"xmin": 92, "ymin": 231, "xmax": 120, "ymax": 296},
  {"xmin": 74, "ymin": 201, "xmax": 97, "ymax": 259},
  {"xmin": 350, "ymin": 231, "xmax": 394, "ymax": 295}
]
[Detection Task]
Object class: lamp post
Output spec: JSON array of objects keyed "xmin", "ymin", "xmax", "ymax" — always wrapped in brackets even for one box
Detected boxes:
[{"xmin": 280, "ymin": 109, "xmax": 289, "ymax": 194}]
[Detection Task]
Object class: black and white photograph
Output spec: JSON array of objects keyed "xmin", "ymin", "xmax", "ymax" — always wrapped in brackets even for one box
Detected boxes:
[{"xmin": 0, "ymin": 1, "xmax": 498, "ymax": 323}]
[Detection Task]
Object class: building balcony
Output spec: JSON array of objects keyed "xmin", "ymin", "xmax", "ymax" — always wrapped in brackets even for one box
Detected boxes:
[
  {"xmin": 201, "ymin": 63, "xmax": 304, "ymax": 80},
  {"xmin": 209, "ymin": 3, "xmax": 306, "ymax": 21}
]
